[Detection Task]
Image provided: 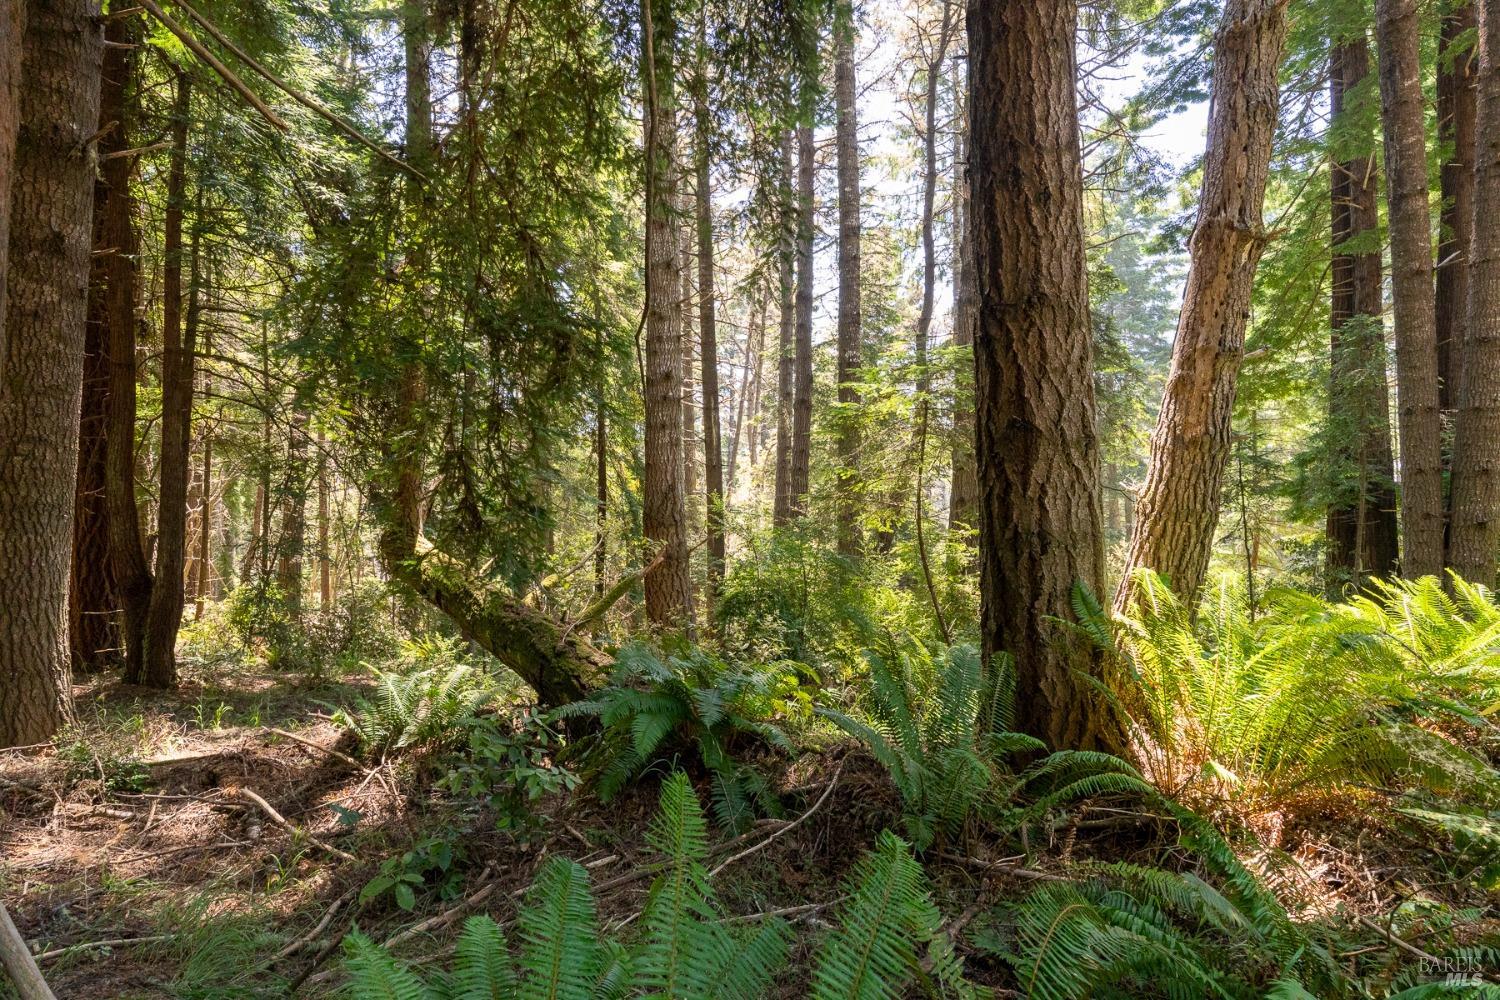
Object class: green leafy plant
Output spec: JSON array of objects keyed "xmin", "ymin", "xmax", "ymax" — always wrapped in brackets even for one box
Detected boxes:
[
  {"xmin": 334, "ymin": 644, "xmax": 500, "ymax": 756},
  {"xmin": 438, "ymin": 707, "xmax": 580, "ymax": 839},
  {"xmin": 556, "ymin": 642, "xmax": 802, "ymax": 830},
  {"xmin": 360, "ymin": 834, "xmax": 471, "ymax": 912}
]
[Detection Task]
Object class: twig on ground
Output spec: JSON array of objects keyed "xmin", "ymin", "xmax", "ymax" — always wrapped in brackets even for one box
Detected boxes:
[
  {"xmin": 721, "ymin": 896, "xmax": 847, "ymax": 924},
  {"xmin": 32, "ymin": 935, "xmax": 171, "ymax": 962},
  {"xmin": 233, "ymin": 788, "xmax": 357, "ymax": 863},
  {"xmin": 1356, "ymin": 914, "xmax": 1441, "ymax": 965},
  {"xmin": 275, "ymin": 890, "xmax": 355, "ymax": 961},
  {"xmin": 707, "ymin": 759, "xmax": 844, "ymax": 879},
  {"xmin": 936, "ymin": 850, "xmax": 1069, "ymax": 883},
  {"xmin": 264, "ymin": 728, "xmax": 364, "ymax": 772}
]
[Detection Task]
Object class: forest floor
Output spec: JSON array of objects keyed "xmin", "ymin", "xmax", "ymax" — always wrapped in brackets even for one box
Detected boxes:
[{"xmin": 1, "ymin": 660, "xmax": 1496, "ymax": 998}]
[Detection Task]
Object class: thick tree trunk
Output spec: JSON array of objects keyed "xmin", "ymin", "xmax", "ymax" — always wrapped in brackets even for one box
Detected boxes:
[
  {"xmin": 1376, "ymin": 0, "xmax": 1446, "ymax": 579},
  {"xmin": 1437, "ymin": 0, "xmax": 1477, "ymax": 414},
  {"xmin": 0, "ymin": 0, "xmax": 21, "ymax": 369},
  {"xmin": 1448, "ymin": 0, "xmax": 1500, "ymax": 585},
  {"xmin": 834, "ymin": 1, "xmax": 863, "ymax": 556},
  {"xmin": 70, "ymin": 13, "xmax": 135, "ymax": 672},
  {"xmin": 140, "ymin": 77, "xmax": 195, "ymax": 689},
  {"xmin": 0, "ymin": 0, "xmax": 101, "ymax": 746},
  {"xmin": 789, "ymin": 123, "xmax": 814, "ymax": 516},
  {"xmin": 949, "ymin": 59, "xmax": 978, "ymax": 535},
  {"xmin": 968, "ymin": 0, "xmax": 1125, "ymax": 753},
  {"xmin": 641, "ymin": 0, "xmax": 694, "ymax": 624},
  {"xmin": 1326, "ymin": 36, "xmax": 1401, "ymax": 593},
  {"xmin": 694, "ymin": 59, "xmax": 725, "ymax": 595},
  {"xmin": 1115, "ymin": 0, "xmax": 1289, "ymax": 610},
  {"xmin": 773, "ymin": 134, "xmax": 796, "ymax": 526}
]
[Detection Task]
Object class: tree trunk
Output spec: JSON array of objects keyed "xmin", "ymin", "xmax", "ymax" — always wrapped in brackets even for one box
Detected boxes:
[
  {"xmin": 1437, "ymin": 0, "xmax": 1477, "ymax": 414},
  {"xmin": 195, "ymin": 425, "xmax": 212, "ymax": 620},
  {"xmin": 0, "ymin": 0, "xmax": 101, "ymax": 746},
  {"xmin": 1376, "ymin": 0, "xmax": 1446, "ymax": 579},
  {"xmin": 70, "ymin": 12, "xmax": 134, "ymax": 672},
  {"xmin": 278, "ymin": 410, "xmax": 308, "ymax": 618},
  {"xmin": 727, "ymin": 295, "xmax": 764, "ymax": 491},
  {"xmin": 773, "ymin": 133, "xmax": 796, "ymax": 527},
  {"xmin": 834, "ymin": 0, "xmax": 863, "ymax": 556},
  {"xmin": 949, "ymin": 54, "xmax": 978, "ymax": 536},
  {"xmin": 789, "ymin": 123, "xmax": 814, "ymax": 516},
  {"xmin": 1115, "ymin": 0, "xmax": 1289, "ymax": 610},
  {"xmin": 140, "ymin": 75, "xmax": 195, "ymax": 688},
  {"xmin": 915, "ymin": 4, "xmax": 953, "ymax": 399},
  {"xmin": 1326, "ymin": 35, "xmax": 1401, "ymax": 593},
  {"xmin": 968, "ymin": 0, "xmax": 1125, "ymax": 753},
  {"xmin": 1448, "ymin": 0, "xmax": 1500, "ymax": 585},
  {"xmin": 0, "ymin": 0, "xmax": 21, "ymax": 370},
  {"xmin": 641, "ymin": 0, "xmax": 694, "ymax": 625},
  {"xmin": 693, "ymin": 37, "xmax": 725, "ymax": 596},
  {"xmin": 317, "ymin": 430, "xmax": 332, "ymax": 610}
]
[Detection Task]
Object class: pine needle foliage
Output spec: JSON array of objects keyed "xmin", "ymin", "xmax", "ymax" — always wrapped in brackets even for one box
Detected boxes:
[{"xmin": 555, "ymin": 643, "xmax": 800, "ymax": 830}]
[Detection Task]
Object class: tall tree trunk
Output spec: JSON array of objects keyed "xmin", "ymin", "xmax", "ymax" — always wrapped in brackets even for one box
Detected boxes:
[
  {"xmin": 141, "ymin": 76, "xmax": 195, "ymax": 688},
  {"xmin": 1115, "ymin": 0, "xmax": 1289, "ymax": 610},
  {"xmin": 693, "ymin": 28, "xmax": 725, "ymax": 597},
  {"xmin": 278, "ymin": 410, "xmax": 309, "ymax": 618},
  {"xmin": 195, "ymin": 424, "xmax": 212, "ymax": 620},
  {"xmin": 641, "ymin": 0, "xmax": 694, "ymax": 624},
  {"xmin": 789, "ymin": 123, "xmax": 814, "ymax": 516},
  {"xmin": 968, "ymin": 0, "xmax": 1125, "ymax": 753},
  {"xmin": 1326, "ymin": 35, "xmax": 1401, "ymax": 593},
  {"xmin": 1377, "ymin": 0, "xmax": 1446, "ymax": 579},
  {"xmin": 773, "ymin": 133, "xmax": 796, "ymax": 527},
  {"xmin": 317, "ymin": 429, "xmax": 332, "ymax": 610},
  {"xmin": 727, "ymin": 295, "xmax": 763, "ymax": 490},
  {"xmin": 834, "ymin": 0, "xmax": 863, "ymax": 556},
  {"xmin": 0, "ymin": 0, "xmax": 21, "ymax": 370},
  {"xmin": 594, "ymin": 374, "xmax": 608, "ymax": 602},
  {"xmin": 915, "ymin": 4, "xmax": 954, "ymax": 399},
  {"xmin": 71, "ymin": 12, "xmax": 135, "ymax": 672},
  {"xmin": 0, "ymin": 0, "xmax": 101, "ymax": 745},
  {"xmin": 1448, "ymin": 0, "xmax": 1500, "ymax": 584},
  {"xmin": 1437, "ymin": 0, "xmax": 1477, "ymax": 415},
  {"xmin": 949, "ymin": 55, "xmax": 978, "ymax": 535}
]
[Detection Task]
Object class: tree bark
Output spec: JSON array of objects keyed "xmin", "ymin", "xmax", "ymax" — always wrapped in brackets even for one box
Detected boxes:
[
  {"xmin": 949, "ymin": 57, "xmax": 978, "ymax": 536},
  {"xmin": 694, "ymin": 39, "xmax": 725, "ymax": 596},
  {"xmin": 773, "ymin": 133, "xmax": 796, "ymax": 527},
  {"xmin": 915, "ymin": 3, "xmax": 953, "ymax": 399},
  {"xmin": 0, "ymin": 0, "xmax": 101, "ymax": 746},
  {"xmin": 317, "ymin": 429, "xmax": 332, "ymax": 610},
  {"xmin": 1375, "ymin": 0, "xmax": 1446, "ymax": 579},
  {"xmin": 1326, "ymin": 35, "xmax": 1401, "ymax": 593},
  {"xmin": 278, "ymin": 410, "xmax": 308, "ymax": 618},
  {"xmin": 968, "ymin": 0, "xmax": 1125, "ymax": 753},
  {"xmin": 834, "ymin": 0, "xmax": 863, "ymax": 556},
  {"xmin": 1437, "ymin": 0, "xmax": 1477, "ymax": 414},
  {"xmin": 0, "ymin": 0, "xmax": 21, "ymax": 371},
  {"xmin": 1448, "ymin": 0, "xmax": 1500, "ymax": 585},
  {"xmin": 140, "ymin": 74, "xmax": 195, "ymax": 688},
  {"xmin": 789, "ymin": 123, "xmax": 814, "ymax": 517},
  {"xmin": 1115, "ymin": 0, "xmax": 1289, "ymax": 610},
  {"xmin": 195, "ymin": 423, "xmax": 212, "ymax": 619},
  {"xmin": 641, "ymin": 0, "xmax": 694, "ymax": 624}
]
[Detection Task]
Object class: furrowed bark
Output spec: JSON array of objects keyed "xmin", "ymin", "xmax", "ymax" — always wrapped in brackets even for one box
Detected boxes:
[
  {"xmin": 789, "ymin": 123, "xmax": 815, "ymax": 517},
  {"xmin": 834, "ymin": 0, "xmax": 863, "ymax": 556}
]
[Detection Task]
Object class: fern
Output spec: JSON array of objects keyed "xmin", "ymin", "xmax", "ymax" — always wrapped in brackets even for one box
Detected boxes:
[
  {"xmin": 515, "ymin": 858, "xmax": 603, "ymax": 1000},
  {"xmin": 447, "ymin": 916, "xmax": 515, "ymax": 1000},
  {"xmin": 342, "ymin": 930, "xmax": 432, "ymax": 1000}
]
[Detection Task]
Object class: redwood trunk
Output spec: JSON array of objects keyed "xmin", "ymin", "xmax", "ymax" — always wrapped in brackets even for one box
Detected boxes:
[
  {"xmin": 1437, "ymin": 0, "xmax": 1477, "ymax": 414},
  {"xmin": 641, "ymin": 0, "xmax": 694, "ymax": 624},
  {"xmin": 1326, "ymin": 36, "xmax": 1401, "ymax": 592},
  {"xmin": 0, "ymin": 0, "xmax": 101, "ymax": 745},
  {"xmin": 0, "ymin": 0, "xmax": 20, "ymax": 368},
  {"xmin": 968, "ymin": 0, "xmax": 1125, "ymax": 753},
  {"xmin": 694, "ymin": 65, "xmax": 725, "ymax": 595},
  {"xmin": 1116, "ymin": 0, "xmax": 1289, "ymax": 610},
  {"xmin": 834, "ymin": 1, "xmax": 863, "ymax": 556},
  {"xmin": 1377, "ymin": 0, "xmax": 1446, "ymax": 579},
  {"xmin": 1448, "ymin": 0, "xmax": 1500, "ymax": 584}
]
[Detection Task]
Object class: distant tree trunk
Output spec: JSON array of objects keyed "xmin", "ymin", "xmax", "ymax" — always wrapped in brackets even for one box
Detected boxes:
[
  {"xmin": 0, "ymin": 0, "xmax": 101, "ymax": 745},
  {"xmin": 968, "ymin": 0, "xmax": 1125, "ymax": 753},
  {"xmin": 949, "ymin": 56, "xmax": 977, "ymax": 536},
  {"xmin": 594, "ymin": 374, "xmax": 608, "ymax": 601},
  {"xmin": 1448, "ymin": 0, "xmax": 1500, "ymax": 585},
  {"xmin": 773, "ymin": 133, "xmax": 796, "ymax": 527},
  {"xmin": 694, "ymin": 42, "xmax": 725, "ymax": 596},
  {"xmin": 71, "ymin": 12, "xmax": 135, "ymax": 672},
  {"xmin": 317, "ymin": 430, "xmax": 332, "ymax": 610},
  {"xmin": 915, "ymin": 3, "xmax": 954, "ymax": 399},
  {"xmin": 140, "ymin": 76, "xmax": 195, "ymax": 688},
  {"xmin": 789, "ymin": 123, "xmax": 814, "ymax": 517},
  {"xmin": 1326, "ymin": 36, "xmax": 1401, "ymax": 593},
  {"xmin": 727, "ymin": 295, "xmax": 764, "ymax": 490},
  {"xmin": 278, "ymin": 411, "xmax": 309, "ymax": 618},
  {"xmin": 834, "ymin": 0, "xmax": 863, "ymax": 556},
  {"xmin": 195, "ymin": 427, "xmax": 212, "ymax": 620},
  {"xmin": 641, "ymin": 0, "xmax": 694, "ymax": 625},
  {"xmin": 1437, "ymin": 0, "xmax": 1477, "ymax": 415},
  {"xmin": 1377, "ymin": 0, "xmax": 1446, "ymax": 579},
  {"xmin": 1115, "ymin": 0, "xmax": 1289, "ymax": 610},
  {"xmin": 680, "ymin": 205, "xmax": 699, "ymax": 523}
]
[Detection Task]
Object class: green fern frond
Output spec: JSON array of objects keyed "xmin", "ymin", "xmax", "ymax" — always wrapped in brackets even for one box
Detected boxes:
[
  {"xmin": 447, "ymin": 916, "xmax": 515, "ymax": 1000},
  {"xmin": 516, "ymin": 858, "xmax": 603, "ymax": 1000},
  {"xmin": 342, "ymin": 929, "xmax": 433, "ymax": 1000}
]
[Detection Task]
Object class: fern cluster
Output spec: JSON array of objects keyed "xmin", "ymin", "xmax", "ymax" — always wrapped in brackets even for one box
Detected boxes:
[
  {"xmin": 342, "ymin": 773, "xmax": 959, "ymax": 1000},
  {"xmin": 335, "ymin": 642, "xmax": 501, "ymax": 756},
  {"xmin": 820, "ymin": 643, "xmax": 1152, "ymax": 849},
  {"xmin": 556, "ymin": 643, "xmax": 803, "ymax": 829}
]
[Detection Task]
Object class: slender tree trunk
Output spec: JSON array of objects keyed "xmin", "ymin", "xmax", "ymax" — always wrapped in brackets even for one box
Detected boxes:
[
  {"xmin": 195, "ymin": 425, "xmax": 212, "ymax": 620},
  {"xmin": 141, "ymin": 76, "xmax": 195, "ymax": 688},
  {"xmin": 745, "ymin": 293, "xmax": 768, "ymax": 475},
  {"xmin": 641, "ymin": 0, "xmax": 694, "ymax": 624},
  {"xmin": 317, "ymin": 430, "xmax": 332, "ymax": 610},
  {"xmin": 949, "ymin": 56, "xmax": 977, "ymax": 535},
  {"xmin": 594, "ymin": 374, "xmax": 608, "ymax": 602},
  {"xmin": 968, "ymin": 0, "xmax": 1125, "ymax": 753},
  {"xmin": 1377, "ymin": 0, "xmax": 1446, "ymax": 579},
  {"xmin": 694, "ymin": 50, "xmax": 725, "ymax": 596},
  {"xmin": 278, "ymin": 410, "xmax": 309, "ymax": 618},
  {"xmin": 789, "ymin": 123, "xmax": 814, "ymax": 516},
  {"xmin": 1115, "ymin": 0, "xmax": 1289, "ymax": 610},
  {"xmin": 834, "ymin": 0, "xmax": 863, "ymax": 556},
  {"xmin": 727, "ymin": 296, "xmax": 762, "ymax": 490},
  {"xmin": 1437, "ymin": 0, "xmax": 1477, "ymax": 415},
  {"xmin": 1326, "ymin": 36, "xmax": 1401, "ymax": 594},
  {"xmin": 1449, "ymin": 0, "xmax": 1500, "ymax": 584},
  {"xmin": 71, "ymin": 12, "xmax": 135, "ymax": 672},
  {"xmin": 773, "ymin": 133, "xmax": 796, "ymax": 527},
  {"xmin": 915, "ymin": 4, "xmax": 954, "ymax": 399},
  {"xmin": 0, "ymin": 0, "xmax": 101, "ymax": 745}
]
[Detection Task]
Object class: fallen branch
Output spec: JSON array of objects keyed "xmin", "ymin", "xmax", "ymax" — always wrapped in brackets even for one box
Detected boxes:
[
  {"xmin": 722, "ymin": 896, "xmax": 846, "ymax": 924},
  {"xmin": 1356, "ymin": 914, "xmax": 1442, "ymax": 966},
  {"xmin": 264, "ymin": 728, "xmax": 364, "ymax": 772},
  {"xmin": 707, "ymin": 759, "xmax": 844, "ymax": 879},
  {"xmin": 0, "ymin": 903, "xmax": 55, "ymax": 999},
  {"xmin": 233, "ymin": 788, "xmax": 356, "ymax": 863},
  {"xmin": 32, "ymin": 935, "xmax": 171, "ymax": 963},
  {"xmin": 275, "ymin": 890, "xmax": 354, "ymax": 961}
]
